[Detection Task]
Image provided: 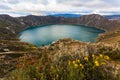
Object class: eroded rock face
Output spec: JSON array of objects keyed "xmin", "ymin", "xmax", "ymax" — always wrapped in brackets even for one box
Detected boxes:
[{"xmin": 77, "ymin": 14, "xmax": 120, "ymax": 31}]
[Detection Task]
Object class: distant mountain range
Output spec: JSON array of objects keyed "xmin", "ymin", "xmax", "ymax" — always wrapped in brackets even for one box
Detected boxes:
[
  {"xmin": 104, "ymin": 15, "xmax": 120, "ymax": 20},
  {"xmin": 50, "ymin": 13, "xmax": 120, "ymax": 20},
  {"xmin": 50, "ymin": 14, "xmax": 81, "ymax": 18}
]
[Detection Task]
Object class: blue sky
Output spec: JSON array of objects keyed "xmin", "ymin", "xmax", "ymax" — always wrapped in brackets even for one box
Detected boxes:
[{"xmin": 0, "ymin": 0, "xmax": 120, "ymax": 17}]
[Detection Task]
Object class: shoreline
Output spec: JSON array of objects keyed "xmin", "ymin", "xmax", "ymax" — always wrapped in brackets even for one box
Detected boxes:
[{"xmin": 18, "ymin": 24, "xmax": 106, "ymax": 47}]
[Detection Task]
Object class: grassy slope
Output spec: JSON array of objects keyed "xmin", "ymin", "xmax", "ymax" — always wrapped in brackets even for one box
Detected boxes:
[
  {"xmin": 0, "ymin": 32, "xmax": 120, "ymax": 79},
  {"xmin": 4, "ymin": 38, "xmax": 120, "ymax": 80},
  {"xmin": 97, "ymin": 31, "xmax": 120, "ymax": 43},
  {"xmin": 0, "ymin": 40, "xmax": 39, "ymax": 78},
  {"xmin": 97, "ymin": 31, "xmax": 120, "ymax": 66}
]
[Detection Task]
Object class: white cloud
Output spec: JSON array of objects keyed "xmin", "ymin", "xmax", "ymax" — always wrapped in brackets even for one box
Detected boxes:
[{"xmin": 0, "ymin": 0, "xmax": 120, "ymax": 16}]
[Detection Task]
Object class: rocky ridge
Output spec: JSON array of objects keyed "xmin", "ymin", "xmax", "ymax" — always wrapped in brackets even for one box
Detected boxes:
[
  {"xmin": 39, "ymin": 38, "xmax": 120, "ymax": 79},
  {"xmin": 0, "ymin": 14, "xmax": 120, "ymax": 39}
]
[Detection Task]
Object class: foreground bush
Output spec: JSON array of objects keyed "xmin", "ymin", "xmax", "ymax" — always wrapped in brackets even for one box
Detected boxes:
[{"xmin": 7, "ymin": 53, "xmax": 119, "ymax": 80}]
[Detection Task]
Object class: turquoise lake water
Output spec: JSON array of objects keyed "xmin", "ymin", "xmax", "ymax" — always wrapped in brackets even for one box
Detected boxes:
[{"xmin": 19, "ymin": 24, "xmax": 104, "ymax": 46}]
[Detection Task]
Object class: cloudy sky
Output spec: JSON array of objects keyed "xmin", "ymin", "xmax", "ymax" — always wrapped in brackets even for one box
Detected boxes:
[{"xmin": 0, "ymin": 0, "xmax": 120, "ymax": 17}]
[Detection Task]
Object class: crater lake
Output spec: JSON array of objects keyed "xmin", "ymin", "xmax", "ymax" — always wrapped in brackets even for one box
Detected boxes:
[{"xmin": 19, "ymin": 24, "xmax": 105, "ymax": 46}]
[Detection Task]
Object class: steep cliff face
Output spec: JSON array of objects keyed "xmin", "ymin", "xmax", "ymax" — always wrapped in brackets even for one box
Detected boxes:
[
  {"xmin": 18, "ymin": 15, "xmax": 61, "ymax": 26},
  {"xmin": 0, "ymin": 15, "xmax": 25, "ymax": 39},
  {"xmin": 0, "ymin": 15, "xmax": 25, "ymax": 33},
  {"xmin": 16, "ymin": 14, "xmax": 120, "ymax": 32},
  {"xmin": 77, "ymin": 14, "xmax": 108, "ymax": 29},
  {"xmin": 77, "ymin": 14, "xmax": 120, "ymax": 31}
]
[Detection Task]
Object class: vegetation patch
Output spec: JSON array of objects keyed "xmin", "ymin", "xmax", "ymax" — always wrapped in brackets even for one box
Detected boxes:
[{"xmin": 6, "ymin": 52, "xmax": 119, "ymax": 80}]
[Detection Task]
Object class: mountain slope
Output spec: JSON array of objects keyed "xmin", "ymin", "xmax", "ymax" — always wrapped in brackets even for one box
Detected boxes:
[
  {"xmin": 0, "ymin": 15, "xmax": 26, "ymax": 40},
  {"xmin": 104, "ymin": 15, "xmax": 120, "ymax": 20},
  {"xmin": 18, "ymin": 14, "xmax": 120, "ymax": 31},
  {"xmin": 77, "ymin": 14, "xmax": 120, "ymax": 31},
  {"xmin": 0, "ymin": 14, "xmax": 120, "ymax": 40}
]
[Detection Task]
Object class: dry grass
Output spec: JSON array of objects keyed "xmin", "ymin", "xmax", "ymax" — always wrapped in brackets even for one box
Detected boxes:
[{"xmin": 4, "ymin": 38, "xmax": 120, "ymax": 80}]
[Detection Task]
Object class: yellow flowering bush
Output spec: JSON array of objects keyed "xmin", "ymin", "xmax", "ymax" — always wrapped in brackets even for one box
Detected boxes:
[
  {"xmin": 7, "ymin": 53, "xmax": 112, "ymax": 80},
  {"xmin": 84, "ymin": 56, "xmax": 89, "ymax": 61},
  {"xmin": 94, "ymin": 61, "xmax": 99, "ymax": 66},
  {"xmin": 99, "ymin": 54, "xmax": 103, "ymax": 58}
]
